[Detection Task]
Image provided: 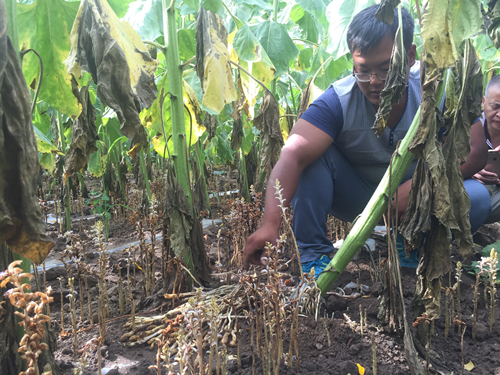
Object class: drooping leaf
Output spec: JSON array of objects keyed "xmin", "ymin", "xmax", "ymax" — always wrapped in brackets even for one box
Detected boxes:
[
  {"xmin": 420, "ymin": 0, "xmax": 458, "ymax": 84},
  {"xmin": 297, "ymin": 79, "xmax": 314, "ymax": 119},
  {"xmin": 123, "ymin": 0, "xmax": 163, "ymax": 41},
  {"xmin": 66, "ymin": 0, "xmax": 158, "ymax": 154},
  {"xmin": 373, "ymin": 17, "xmax": 407, "ymax": 137},
  {"xmin": 195, "ymin": 8, "xmax": 238, "ymax": 113},
  {"xmin": 251, "ymin": 21, "xmax": 299, "ymax": 78},
  {"xmin": 374, "ymin": 0, "xmax": 400, "ymax": 25},
  {"xmin": 326, "ymin": 0, "xmax": 376, "ymax": 60},
  {"xmin": 254, "ymin": 88, "xmax": 283, "ymax": 187},
  {"xmin": 441, "ymin": 40, "xmax": 483, "ymax": 258},
  {"xmin": 64, "ymin": 80, "xmax": 99, "ymax": 181},
  {"xmin": 17, "ymin": 0, "xmax": 82, "ymax": 118},
  {"xmin": 0, "ymin": 8, "xmax": 54, "ymax": 263},
  {"xmin": 165, "ymin": 164, "xmax": 210, "ymax": 283}
]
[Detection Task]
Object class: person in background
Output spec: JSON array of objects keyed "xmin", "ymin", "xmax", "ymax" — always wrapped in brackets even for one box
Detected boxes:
[
  {"xmin": 473, "ymin": 74, "xmax": 500, "ymax": 223},
  {"xmin": 243, "ymin": 5, "xmax": 491, "ymax": 275}
]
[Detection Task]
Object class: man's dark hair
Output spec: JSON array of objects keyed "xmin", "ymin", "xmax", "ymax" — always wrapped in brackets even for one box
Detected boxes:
[
  {"xmin": 347, "ymin": 5, "xmax": 414, "ymax": 55},
  {"xmin": 485, "ymin": 74, "xmax": 500, "ymax": 97}
]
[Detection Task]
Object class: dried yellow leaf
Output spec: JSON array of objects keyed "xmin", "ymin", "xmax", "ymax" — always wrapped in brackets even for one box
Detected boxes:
[
  {"xmin": 195, "ymin": 9, "xmax": 237, "ymax": 113},
  {"xmin": 464, "ymin": 361, "xmax": 474, "ymax": 371},
  {"xmin": 356, "ymin": 363, "xmax": 365, "ymax": 375}
]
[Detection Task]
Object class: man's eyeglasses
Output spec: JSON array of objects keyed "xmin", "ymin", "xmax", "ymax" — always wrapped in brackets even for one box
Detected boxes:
[{"xmin": 352, "ymin": 71, "xmax": 388, "ymax": 82}]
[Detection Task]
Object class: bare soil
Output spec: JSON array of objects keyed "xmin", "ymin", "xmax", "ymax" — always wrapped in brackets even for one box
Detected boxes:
[{"xmin": 33, "ymin": 204, "xmax": 500, "ymax": 375}]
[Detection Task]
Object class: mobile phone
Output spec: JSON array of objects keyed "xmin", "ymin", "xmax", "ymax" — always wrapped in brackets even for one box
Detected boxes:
[{"xmin": 486, "ymin": 149, "xmax": 500, "ymax": 176}]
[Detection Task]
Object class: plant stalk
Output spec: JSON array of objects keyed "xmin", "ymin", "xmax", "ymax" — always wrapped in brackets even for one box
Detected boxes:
[
  {"xmin": 317, "ymin": 108, "xmax": 421, "ymax": 295},
  {"xmin": 162, "ymin": 0, "xmax": 191, "ymax": 206}
]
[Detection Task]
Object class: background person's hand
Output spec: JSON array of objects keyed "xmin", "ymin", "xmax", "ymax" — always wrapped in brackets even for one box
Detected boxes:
[
  {"xmin": 473, "ymin": 169, "xmax": 500, "ymax": 185},
  {"xmin": 242, "ymin": 225, "xmax": 279, "ymax": 269}
]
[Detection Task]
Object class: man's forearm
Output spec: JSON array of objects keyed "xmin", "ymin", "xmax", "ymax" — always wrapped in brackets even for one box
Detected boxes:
[{"xmin": 260, "ymin": 152, "xmax": 302, "ymax": 229}]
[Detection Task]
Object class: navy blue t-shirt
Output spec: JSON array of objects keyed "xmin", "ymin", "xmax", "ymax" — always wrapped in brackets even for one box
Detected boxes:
[{"xmin": 300, "ymin": 86, "xmax": 344, "ymax": 140}]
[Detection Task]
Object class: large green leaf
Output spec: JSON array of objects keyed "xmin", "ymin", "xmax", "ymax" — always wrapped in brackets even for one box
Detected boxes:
[
  {"xmin": 449, "ymin": 0, "xmax": 483, "ymax": 48},
  {"xmin": 232, "ymin": 24, "xmax": 274, "ymax": 67},
  {"xmin": 18, "ymin": 0, "xmax": 81, "ymax": 118},
  {"xmin": 326, "ymin": 0, "xmax": 376, "ymax": 60},
  {"xmin": 123, "ymin": 0, "xmax": 163, "ymax": 41},
  {"xmin": 251, "ymin": 21, "xmax": 299, "ymax": 78},
  {"xmin": 421, "ymin": 0, "xmax": 460, "ymax": 84}
]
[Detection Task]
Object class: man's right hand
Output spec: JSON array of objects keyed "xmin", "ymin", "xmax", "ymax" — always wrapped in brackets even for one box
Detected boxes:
[
  {"xmin": 242, "ymin": 225, "xmax": 279, "ymax": 269},
  {"xmin": 473, "ymin": 169, "xmax": 500, "ymax": 185}
]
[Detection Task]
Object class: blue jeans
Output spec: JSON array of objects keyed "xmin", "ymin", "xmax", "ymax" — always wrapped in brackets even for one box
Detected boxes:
[{"xmin": 291, "ymin": 144, "xmax": 491, "ymax": 263}]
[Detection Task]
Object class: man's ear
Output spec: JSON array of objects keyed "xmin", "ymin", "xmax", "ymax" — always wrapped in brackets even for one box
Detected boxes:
[
  {"xmin": 482, "ymin": 95, "xmax": 486, "ymax": 109},
  {"xmin": 408, "ymin": 44, "xmax": 417, "ymax": 67}
]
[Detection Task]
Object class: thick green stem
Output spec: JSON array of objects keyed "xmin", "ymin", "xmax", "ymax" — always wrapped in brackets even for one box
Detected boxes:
[
  {"xmin": 163, "ymin": 0, "xmax": 191, "ymax": 206},
  {"xmin": 317, "ymin": 108, "xmax": 421, "ymax": 295}
]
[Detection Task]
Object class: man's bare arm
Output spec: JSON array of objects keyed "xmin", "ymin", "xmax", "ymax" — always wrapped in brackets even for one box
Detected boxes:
[
  {"xmin": 242, "ymin": 118, "xmax": 334, "ymax": 268},
  {"xmin": 461, "ymin": 119, "xmax": 488, "ymax": 178}
]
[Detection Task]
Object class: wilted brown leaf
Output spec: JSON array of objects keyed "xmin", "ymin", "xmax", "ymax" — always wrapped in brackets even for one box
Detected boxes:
[
  {"xmin": 375, "ymin": 0, "xmax": 401, "ymax": 25},
  {"xmin": 66, "ymin": 0, "xmax": 157, "ymax": 154},
  {"xmin": 64, "ymin": 80, "xmax": 98, "ymax": 182},
  {"xmin": 373, "ymin": 17, "xmax": 407, "ymax": 137},
  {"xmin": 254, "ymin": 88, "xmax": 283, "ymax": 185},
  {"xmin": 297, "ymin": 80, "xmax": 313, "ymax": 120},
  {"xmin": 164, "ymin": 166, "xmax": 210, "ymax": 284},
  {"xmin": 195, "ymin": 8, "xmax": 237, "ymax": 113},
  {"xmin": 0, "ymin": 6, "xmax": 54, "ymax": 264}
]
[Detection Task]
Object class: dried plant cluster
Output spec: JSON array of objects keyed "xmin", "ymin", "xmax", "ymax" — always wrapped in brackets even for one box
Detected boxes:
[
  {"xmin": 221, "ymin": 185, "xmax": 263, "ymax": 270},
  {"xmin": 121, "ymin": 237, "xmax": 321, "ymax": 374},
  {"xmin": 0, "ymin": 261, "xmax": 53, "ymax": 375}
]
